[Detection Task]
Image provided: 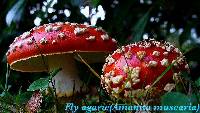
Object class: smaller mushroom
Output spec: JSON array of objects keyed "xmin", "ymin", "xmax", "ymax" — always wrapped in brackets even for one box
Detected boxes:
[
  {"xmin": 26, "ymin": 91, "xmax": 43, "ymax": 113},
  {"xmin": 101, "ymin": 39, "xmax": 189, "ymax": 98}
]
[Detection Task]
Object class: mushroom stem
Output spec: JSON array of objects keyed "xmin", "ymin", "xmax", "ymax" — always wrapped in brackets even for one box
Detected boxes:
[{"xmin": 47, "ymin": 54, "xmax": 87, "ymax": 97}]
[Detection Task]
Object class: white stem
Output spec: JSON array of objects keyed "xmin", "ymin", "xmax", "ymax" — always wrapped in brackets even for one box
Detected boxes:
[{"xmin": 47, "ymin": 54, "xmax": 87, "ymax": 97}]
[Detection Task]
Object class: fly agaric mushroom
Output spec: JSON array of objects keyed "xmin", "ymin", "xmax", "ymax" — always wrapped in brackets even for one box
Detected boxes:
[
  {"xmin": 101, "ymin": 39, "xmax": 189, "ymax": 98},
  {"xmin": 6, "ymin": 22, "xmax": 117, "ymax": 97}
]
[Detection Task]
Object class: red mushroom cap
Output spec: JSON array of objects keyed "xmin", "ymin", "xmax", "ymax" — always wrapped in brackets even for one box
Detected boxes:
[
  {"xmin": 6, "ymin": 22, "xmax": 117, "ymax": 71},
  {"xmin": 101, "ymin": 39, "xmax": 189, "ymax": 98}
]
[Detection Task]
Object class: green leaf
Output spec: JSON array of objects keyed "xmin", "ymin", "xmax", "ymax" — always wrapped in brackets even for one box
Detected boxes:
[
  {"xmin": 161, "ymin": 92, "xmax": 192, "ymax": 113},
  {"xmin": 6, "ymin": 0, "xmax": 26, "ymax": 26},
  {"xmin": 180, "ymin": 71, "xmax": 191, "ymax": 81},
  {"xmin": 179, "ymin": 22, "xmax": 193, "ymax": 46},
  {"xmin": 195, "ymin": 77, "xmax": 200, "ymax": 87},
  {"xmin": 15, "ymin": 92, "xmax": 32, "ymax": 105},
  {"xmin": 27, "ymin": 68, "xmax": 61, "ymax": 91},
  {"xmin": 0, "ymin": 83, "xmax": 4, "ymax": 90},
  {"xmin": 189, "ymin": 93, "xmax": 199, "ymax": 105},
  {"xmin": 70, "ymin": 0, "xmax": 81, "ymax": 6},
  {"xmin": 0, "ymin": 92, "xmax": 14, "ymax": 107},
  {"xmin": 49, "ymin": 68, "xmax": 62, "ymax": 78},
  {"xmin": 27, "ymin": 78, "xmax": 49, "ymax": 91},
  {"xmin": 91, "ymin": 0, "xmax": 100, "ymax": 7},
  {"xmin": 152, "ymin": 61, "xmax": 174, "ymax": 87},
  {"xmin": 130, "ymin": 9, "xmax": 151, "ymax": 42}
]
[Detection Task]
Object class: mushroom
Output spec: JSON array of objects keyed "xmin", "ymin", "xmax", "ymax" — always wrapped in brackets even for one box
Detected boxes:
[
  {"xmin": 101, "ymin": 39, "xmax": 189, "ymax": 98},
  {"xmin": 26, "ymin": 90, "xmax": 43, "ymax": 113},
  {"xmin": 6, "ymin": 22, "xmax": 117, "ymax": 97}
]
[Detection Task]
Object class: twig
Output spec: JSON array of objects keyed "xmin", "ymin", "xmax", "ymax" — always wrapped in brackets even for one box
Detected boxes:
[
  {"xmin": 5, "ymin": 64, "xmax": 10, "ymax": 92},
  {"xmin": 188, "ymin": 82, "xmax": 192, "ymax": 96},
  {"xmin": 75, "ymin": 53, "xmax": 100, "ymax": 79},
  {"xmin": 49, "ymin": 78, "xmax": 58, "ymax": 113}
]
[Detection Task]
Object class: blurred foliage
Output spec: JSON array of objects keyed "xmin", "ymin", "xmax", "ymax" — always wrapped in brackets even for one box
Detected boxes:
[
  {"xmin": 0, "ymin": 0, "xmax": 200, "ymax": 112},
  {"xmin": 161, "ymin": 92, "xmax": 192, "ymax": 113}
]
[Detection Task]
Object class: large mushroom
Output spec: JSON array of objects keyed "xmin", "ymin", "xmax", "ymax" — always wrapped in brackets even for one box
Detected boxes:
[
  {"xmin": 6, "ymin": 22, "xmax": 117, "ymax": 97},
  {"xmin": 101, "ymin": 39, "xmax": 189, "ymax": 98}
]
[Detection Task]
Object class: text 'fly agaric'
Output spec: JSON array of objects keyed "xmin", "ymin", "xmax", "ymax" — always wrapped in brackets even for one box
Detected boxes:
[
  {"xmin": 101, "ymin": 39, "xmax": 189, "ymax": 98},
  {"xmin": 6, "ymin": 22, "xmax": 117, "ymax": 97}
]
